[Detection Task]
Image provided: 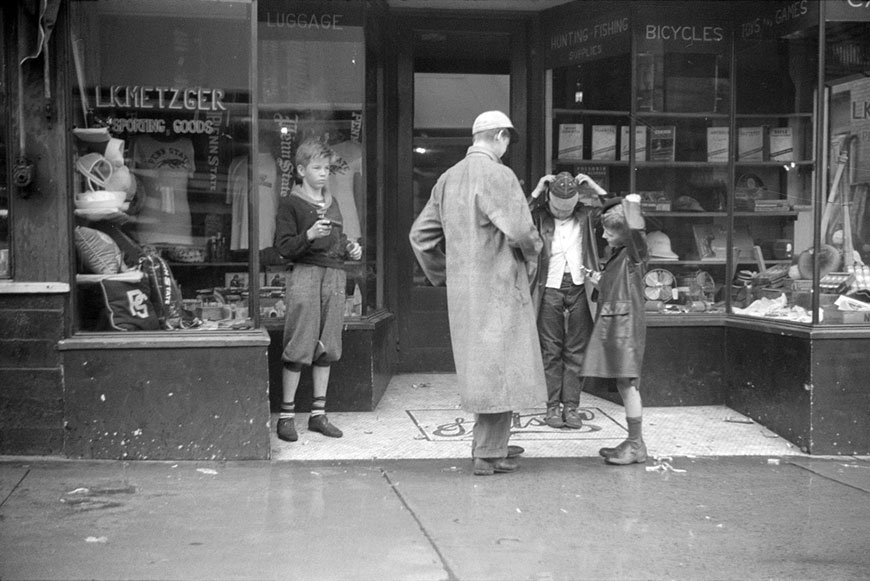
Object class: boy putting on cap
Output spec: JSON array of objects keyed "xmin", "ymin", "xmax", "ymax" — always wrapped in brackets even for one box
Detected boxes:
[
  {"xmin": 583, "ymin": 194, "xmax": 649, "ymax": 464},
  {"xmin": 273, "ymin": 138, "xmax": 363, "ymax": 442},
  {"xmin": 529, "ymin": 171, "xmax": 607, "ymax": 431}
]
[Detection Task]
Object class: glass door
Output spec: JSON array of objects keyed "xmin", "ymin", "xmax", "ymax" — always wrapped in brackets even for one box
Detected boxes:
[{"xmin": 394, "ymin": 17, "xmax": 526, "ymax": 371}]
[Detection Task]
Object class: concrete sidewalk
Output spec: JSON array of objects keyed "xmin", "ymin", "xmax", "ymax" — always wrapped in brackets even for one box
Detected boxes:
[{"xmin": 2, "ymin": 455, "xmax": 870, "ymax": 580}]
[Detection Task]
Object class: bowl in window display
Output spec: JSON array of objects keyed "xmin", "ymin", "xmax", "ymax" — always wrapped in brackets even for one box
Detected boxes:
[
  {"xmin": 74, "ymin": 190, "xmax": 127, "ymax": 210},
  {"xmin": 165, "ymin": 245, "xmax": 207, "ymax": 263}
]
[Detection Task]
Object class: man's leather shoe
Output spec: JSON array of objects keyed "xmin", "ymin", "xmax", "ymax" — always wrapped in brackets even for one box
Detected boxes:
[
  {"xmin": 308, "ymin": 414, "xmax": 343, "ymax": 438},
  {"xmin": 473, "ymin": 445, "xmax": 524, "ymax": 460},
  {"xmin": 604, "ymin": 440, "xmax": 647, "ymax": 465},
  {"xmin": 473, "ymin": 457, "xmax": 519, "ymax": 476}
]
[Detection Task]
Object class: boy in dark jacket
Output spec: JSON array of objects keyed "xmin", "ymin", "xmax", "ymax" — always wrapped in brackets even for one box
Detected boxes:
[
  {"xmin": 583, "ymin": 195, "xmax": 648, "ymax": 465},
  {"xmin": 529, "ymin": 172, "xmax": 606, "ymax": 430}
]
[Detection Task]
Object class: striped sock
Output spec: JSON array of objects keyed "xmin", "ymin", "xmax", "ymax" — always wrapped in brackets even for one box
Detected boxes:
[
  {"xmin": 310, "ymin": 396, "xmax": 326, "ymax": 417},
  {"xmin": 279, "ymin": 402, "xmax": 295, "ymax": 420}
]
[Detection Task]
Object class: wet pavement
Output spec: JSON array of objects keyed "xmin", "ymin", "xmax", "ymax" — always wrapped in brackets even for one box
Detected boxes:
[{"xmin": 2, "ymin": 454, "xmax": 870, "ymax": 580}]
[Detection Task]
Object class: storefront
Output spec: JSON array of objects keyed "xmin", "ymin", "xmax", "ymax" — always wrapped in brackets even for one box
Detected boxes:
[{"xmin": 2, "ymin": 0, "xmax": 869, "ymax": 459}]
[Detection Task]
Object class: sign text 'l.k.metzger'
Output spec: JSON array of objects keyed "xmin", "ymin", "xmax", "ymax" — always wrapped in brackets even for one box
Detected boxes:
[{"xmin": 94, "ymin": 86, "xmax": 227, "ymax": 112}]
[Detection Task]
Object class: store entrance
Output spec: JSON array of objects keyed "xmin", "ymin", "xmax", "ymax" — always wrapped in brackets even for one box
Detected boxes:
[{"xmin": 393, "ymin": 16, "xmax": 529, "ymax": 371}]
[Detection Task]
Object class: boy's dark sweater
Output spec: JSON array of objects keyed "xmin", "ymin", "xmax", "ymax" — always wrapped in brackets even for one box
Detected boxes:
[{"xmin": 274, "ymin": 191, "xmax": 348, "ymax": 269}]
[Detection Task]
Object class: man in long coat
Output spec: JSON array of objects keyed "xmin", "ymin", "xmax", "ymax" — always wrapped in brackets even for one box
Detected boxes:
[{"xmin": 409, "ymin": 110, "xmax": 547, "ymax": 476}]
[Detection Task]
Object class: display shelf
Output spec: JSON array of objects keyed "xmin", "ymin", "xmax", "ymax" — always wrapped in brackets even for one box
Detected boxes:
[
  {"xmin": 553, "ymin": 159, "xmax": 628, "ymax": 167},
  {"xmin": 636, "ymin": 161, "xmax": 729, "ymax": 168},
  {"xmin": 167, "ymin": 261, "xmax": 250, "ymax": 268},
  {"xmin": 636, "ymin": 112, "xmax": 730, "ymax": 121},
  {"xmin": 552, "ymin": 108, "xmax": 628, "ymax": 117},
  {"xmin": 734, "ymin": 161, "xmax": 815, "ymax": 168},
  {"xmin": 73, "ymin": 209, "xmax": 133, "ymax": 225}
]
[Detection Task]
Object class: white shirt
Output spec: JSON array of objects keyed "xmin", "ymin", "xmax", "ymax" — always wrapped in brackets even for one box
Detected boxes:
[{"xmin": 546, "ymin": 216, "xmax": 585, "ymax": 289}]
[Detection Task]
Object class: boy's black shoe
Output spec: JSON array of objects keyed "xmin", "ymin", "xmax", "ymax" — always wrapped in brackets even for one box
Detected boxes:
[
  {"xmin": 544, "ymin": 404, "xmax": 564, "ymax": 428},
  {"xmin": 308, "ymin": 414, "xmax": 343, "ymax": 438},
  {"xmin": 563, "ymin": 407, "xmax": 584, "ymax": 429},
  {"xmin": 276, "ymin": 417, "xmax": 298, "ymax": 442}
]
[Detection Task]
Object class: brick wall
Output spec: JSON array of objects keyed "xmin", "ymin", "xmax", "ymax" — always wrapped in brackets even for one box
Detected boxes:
[{"xmin": 0, "ymin": 294, "xmax": 67, "ymax": 455}]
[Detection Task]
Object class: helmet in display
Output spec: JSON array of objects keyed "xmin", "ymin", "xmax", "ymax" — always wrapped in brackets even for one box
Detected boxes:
[{"xmin": 646, "ymin": 230, "xmax": 678, "ymax": 260}]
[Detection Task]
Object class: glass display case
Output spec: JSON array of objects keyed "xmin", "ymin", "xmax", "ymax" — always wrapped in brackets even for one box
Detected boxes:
[
  {"xmin": 544, "ymin": 2, "xmax": 870, "ymax": 327},
  {"xmin": 545, "ymin": 4, "xmax": 737, "ymax": 319},
  {"xmin": 728, "ymin": 3, "xmax": 818, "ymax": 323}
]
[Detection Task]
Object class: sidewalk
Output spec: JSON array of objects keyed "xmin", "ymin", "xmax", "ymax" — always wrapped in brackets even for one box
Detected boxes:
[
  {"xmin": 3, "ymin": 374, "xmax": 870, "ymax": 580},
  {"xmin": 2, "ymin": 455, "xmax": 869, "ymax": 580}
]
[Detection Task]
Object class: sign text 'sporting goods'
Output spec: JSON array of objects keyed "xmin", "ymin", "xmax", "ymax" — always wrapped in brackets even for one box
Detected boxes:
[
  {"xmin": 620, "ymin": 126, "xmax": 647, "ymax": 161},
  {"xmin": 738, "ymin": 127, "xmax": 765, "ymax": 161},
  {"xmin": 707, "ymin": 127, "xmax": 729, "ymax": 162},
  {"xmin": 649, "ymin": 126, "xmax": 676, "ymax": 162},
  {"xmin": 591, "ymin": 125, "xmax": 617, "ymax": 160},
  {"xmin": 97, "ymin": 86, "xmax": 227, "ymax": 136},
  {"xmin": 768, "ymin": 127, "xmax": 794, "ymax": 162},
  {"xmin": 558, "ymin": 123, "xmax": 584, "ymax": 160}
]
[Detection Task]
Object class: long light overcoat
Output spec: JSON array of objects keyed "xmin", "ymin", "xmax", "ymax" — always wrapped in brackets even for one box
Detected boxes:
[{"xmin": 409, "ymin": 146, "xmax": 546, "ymax": 413}]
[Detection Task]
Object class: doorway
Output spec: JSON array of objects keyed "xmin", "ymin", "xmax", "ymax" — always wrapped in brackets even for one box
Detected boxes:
[{"xmin": 392, "ymin": 15, "xmax": 530, "ymax": 371}]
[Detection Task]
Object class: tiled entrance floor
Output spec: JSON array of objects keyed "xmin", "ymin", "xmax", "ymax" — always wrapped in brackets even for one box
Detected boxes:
[{"xmin": 270, "ymin": 373, "xmax": 804, "ymax": 461}]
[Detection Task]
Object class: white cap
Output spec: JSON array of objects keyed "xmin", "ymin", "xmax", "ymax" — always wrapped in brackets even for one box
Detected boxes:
[{"xmin": 472, "ymin": 110, "xmax": 516, "ymax": 135}]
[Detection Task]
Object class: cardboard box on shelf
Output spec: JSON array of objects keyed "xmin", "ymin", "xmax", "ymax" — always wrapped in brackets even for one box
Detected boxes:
[
  {"xmin": 769, "ymin": 127, "xmax": 794, "ymax": 162},
  {"xmin": 738, "ymin": 126, "xmax": 765, "ymax": 161},
  {"xmin": 591, "ymin": 125, "xmax": 617, "ymax": 160},
  {"xmin": 620, "ymin": 125, "xmax": 647, "ymax": 161},
  {"xmin": 706, "ymin": 127, "xmax": 729, "ymax": 162},
  {"xmin": 649, "ymin": 126, "xmax": 676, "ymax": 162},
  {"xmin": 574, "ymin": 164, "xmax": 609, "ymax": 195},
  {"xmin": 557, "ymin": 123, "xmax": 584, "ymax": 160}
]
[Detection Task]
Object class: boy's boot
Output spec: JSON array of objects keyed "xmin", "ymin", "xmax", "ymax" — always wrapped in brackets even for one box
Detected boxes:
[
  {"xmin": 604, "ymin": 439, "xmax": 647, "ymax": 464},
  {"xmin": 604, "ymin": 416, "xmax": 646, "ymax": 465}
]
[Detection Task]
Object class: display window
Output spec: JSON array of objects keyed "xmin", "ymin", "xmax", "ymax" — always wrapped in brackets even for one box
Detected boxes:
[
  {"xmin": 730, "ymin": 2, "xmax": 817, "ymax": 324},
  {"xmin": 541, "ymin": 1, "xmax": 870, "ymax": 327},
  {"xmin": 818, "ymin": 17, "xmax": 870, "ymax": 325},
  {"xmin": 68, "ymin": 0, "xmax": 374, "ymax": 333},
  {"xmin": 257, "ymin": 0, "xmax": 371, "ymax": 321}
]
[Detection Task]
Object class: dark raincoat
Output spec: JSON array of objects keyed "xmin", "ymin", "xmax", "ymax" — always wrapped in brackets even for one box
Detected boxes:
[{"xmin": 583, "ymin": 229, "xmax": 648, "ymax": 379}]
